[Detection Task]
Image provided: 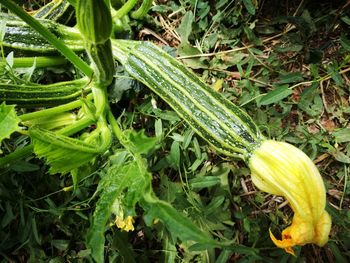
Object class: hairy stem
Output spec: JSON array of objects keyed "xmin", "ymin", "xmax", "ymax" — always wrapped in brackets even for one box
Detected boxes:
[{"xmin": 20, "ymin": 93, "xmax": 93, "ymax": 121}]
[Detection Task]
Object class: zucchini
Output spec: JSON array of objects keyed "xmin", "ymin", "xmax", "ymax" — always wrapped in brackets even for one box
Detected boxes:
[
  {"xmin": 111, "ymin": 40, "xmax": 331, "ymax": 254},
  {"xmin": 112, "ymin": 40, "xmax": 263, "ymax": 160},
  {"xmin": 0, "ymin": 78, "xmax": 89, "ymax": 107},
  {"xmin": 33, "ymin": 0, "xmax": 75, "ymax": 25},
  {"xmin": 0, "ymin": 9, "xmax": 331, "ymax": 253},
  {"xmin": 1, "ymin": 13, "xmax": 84, "ymax": 55}
]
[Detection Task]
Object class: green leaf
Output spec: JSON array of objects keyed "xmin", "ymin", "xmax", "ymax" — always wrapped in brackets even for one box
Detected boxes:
[
  {"xmin": 340, "ymin": 35, "xmax": 350, "ymax": 52},
  {"xmin": 242, "ymin": 0, "xmax": 256, "ymax": 15},
  {"xmin": 328, "ymin": 242, "xmax": 349, "ymax": 263},
  {"xmin": 341, "ymin": 15, "xmax": 350, "ymax": 25},
  {"xmin": 258, "ymin": 85, "xmax": 293, "ymax": 105},
  {"xmin": 333, "ymin": 151, "xmax": 350, "ymax": 164},
  {"xmin": 0, "ymin": 103, "xmax": 20, "ymax": 153},
  {"xmin": 276, "ymin": 72, "xmax": 304, "ymax": 84},
  {"xmin": 333, "ymin": 128, "xmax": 350, "ymax": 143},
  {"xmin": 275, "ymin": 43, "xmax": 303, "ymax": 53},
  {"xmin": 178, "ymin": 43, "xmax": 208, "ymax": 69},
  {"xmin": 327, "ymin": 63, "xmax": 344, "ymax": 86},
  {"xmin": 155, "ymin": 119, "xmax": 163, "ymax": 139},
  {"xmin": 124, "ymin": 129, "xmax": 158, "ymax": 155},
  {"xmin": 189, "ymin": 176, "xmax": 222, "ymax": 189},
  {"xmin": 167, "ymin": 141, "xmax": 180, "ymax": 169},
  {"xmin": 30, "ymin": 127, "xmax": 108, "ymax": 174},
  {"xmin": 176, "ymin": 11, "xmax": 194, "ymax": 43},
  {"xmin": 87, "ymin": 159, "xmax": 150, "ymax": 263},
  {"xmin": 143, "ymin": 198, "xmax": 216, "ymax": 246},
  {"xmin": 112, "ymin": 233, "xmax": 136, "ymax": 263},
  {"xmin": 297, "ymin": 83, "xmax": 324, "ymax": 116}
]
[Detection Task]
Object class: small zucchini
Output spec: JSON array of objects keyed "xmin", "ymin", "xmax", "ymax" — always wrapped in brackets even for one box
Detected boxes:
[
  {"xmin": 1, "ymin": 13, "xmax": 84, "ymax": 55},
  {"xmin": 0, "ymin": 78, "xmax": 89, "ymax": 107}
]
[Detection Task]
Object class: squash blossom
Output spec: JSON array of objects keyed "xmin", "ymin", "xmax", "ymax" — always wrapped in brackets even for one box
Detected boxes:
[
  {"xmin": 115, "ymin": 216, "xmax": 135, "ymax": 232},
  {"xmin": 248, "ymin": 140, "xmax": 332, "ymax": 255},
  {"xmin": 112, "ymin": 199, "xmax": 135, "ymax": 232}
]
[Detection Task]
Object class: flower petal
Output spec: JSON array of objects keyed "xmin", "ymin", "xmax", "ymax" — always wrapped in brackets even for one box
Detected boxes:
[{"xmin": 249, "ymin": 140, "xmax": 332, "ymax": 253}]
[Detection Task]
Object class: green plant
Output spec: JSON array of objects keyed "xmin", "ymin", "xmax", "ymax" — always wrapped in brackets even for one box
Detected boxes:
[{"xmin": 1, "ymin": 0, "xmax": 349, "ymax": 262}]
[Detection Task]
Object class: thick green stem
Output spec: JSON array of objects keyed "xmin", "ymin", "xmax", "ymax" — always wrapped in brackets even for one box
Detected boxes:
[
  {"xmin": 57, "ymin": 117, "xmax": 95, "ymax": 136},
  {"xmin": 0, "ymin": 56, "xmax": 67, "ymax": 68},
  {"xmin": 131, "ymin": 0, "xmax": 152, "ymax": 19},
  {"xmin": 92, "ymin": 88, "xmax": 108, "ymax": 120},
  {"xmin": 19, "ymin": 94, "xmax": 93, "ymax": 122},
  {"xmin": 113, "ymin": 0, "xmax": 138, "ymax": 19},
  {"xmin": 107, "ymin": 112, "xmax": 147, "ymax": 171}
]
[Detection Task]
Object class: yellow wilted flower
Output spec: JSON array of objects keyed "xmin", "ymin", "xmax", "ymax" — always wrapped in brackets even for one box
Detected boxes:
[
  {"xmin": 248, "ymin": 140, "xmax": 332, "ymax": 255},
  {"xmin": 112, "ymin": 198, "xmax": 135, "ymax": 232},
  {"xmin": 115, "ymin": 216, "xmax": 135, "ymax": 232}
]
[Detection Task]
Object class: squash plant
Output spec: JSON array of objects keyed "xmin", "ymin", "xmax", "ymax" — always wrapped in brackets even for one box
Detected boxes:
[{"xmin": 0, "ymin": 0, "xmax": 331, "ymax": 261}]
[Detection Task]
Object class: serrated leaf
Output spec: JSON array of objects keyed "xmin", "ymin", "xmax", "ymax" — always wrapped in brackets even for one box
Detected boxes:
[
  {"xmin": 0, "ymin": 103, "xmax": 20, "ymax": 153},
  {"xmin": 30, "ymin": 127, "xmax": 107, "ymax": 174},
  {"xmin": 259, "ymin": 85, "xmax": 293, "ymax": 105},
  {"xmin": 124, "ymin": 129, "xmax": 158, "ymax": 155},
  {"xmin": 87, "ymin": 159, "xmax": 150, "ymax": 263}
]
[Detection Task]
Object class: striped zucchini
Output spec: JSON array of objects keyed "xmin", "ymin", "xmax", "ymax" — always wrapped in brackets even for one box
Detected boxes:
[
  {"xmin": 0, "ymin": 78, "xmax": 89, "ymax": 107},
  {"xmin": 1, "ymin": 13, "xmax": 84, "ymax": 55},
  {"xmin": 112, "ymin": 40, "xmax": 263, "ymax": 160},
  {"xmin": 111, "ymin": 41, "xmax": 332, "ymax": 253},
  {"xmin": 0, "ymin": 11, "xmax": 331, "ymax": 253},
  {"xmin": 33, "ymin": 0, "xmax": 75, "ymax": 25}
]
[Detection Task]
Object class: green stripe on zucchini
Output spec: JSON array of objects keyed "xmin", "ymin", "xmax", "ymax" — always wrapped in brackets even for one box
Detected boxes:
[
  {"xmin": 1, "ymin": 13, "xmax": 84, "ymax": 55},
  {"xmin": 33, "ymin": 0, "xmax": 75, "ymax": 25},
  {"xmin": 0, "ymin": 78, "xmax": 89, "ymax": 107},
  {"xmin": 112, "ymin": 40, "xmax": 263, "ymax": 160}
]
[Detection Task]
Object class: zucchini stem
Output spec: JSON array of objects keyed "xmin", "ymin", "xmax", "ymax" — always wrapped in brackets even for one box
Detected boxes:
[
  {"xmin": 0, "ymin": 56, "xmax": 68, "ymax": 68},
  {"xmin": 19, "ymin": 93, "xmax": 93, "ymax": 121},
  {"xmin": 131, "ymin": 0, "xmax": 152, "ymax": 19},
  {"xmin": 113, "ymin": 0, "xmax": 138, "ymax": 19}
]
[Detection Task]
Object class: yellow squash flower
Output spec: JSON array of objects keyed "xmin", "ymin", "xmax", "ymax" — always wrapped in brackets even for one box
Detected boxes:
[
  {"xmin": 248, "ymin": 140, "xmax": 332, "ymax": 255},
  {"xmin": 112, "ymin": 199, "xmax": 135, "ymax": 232},
  {"xmin": 115, "ymin": 215, "xmax": 135, "ymax": 232}
]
